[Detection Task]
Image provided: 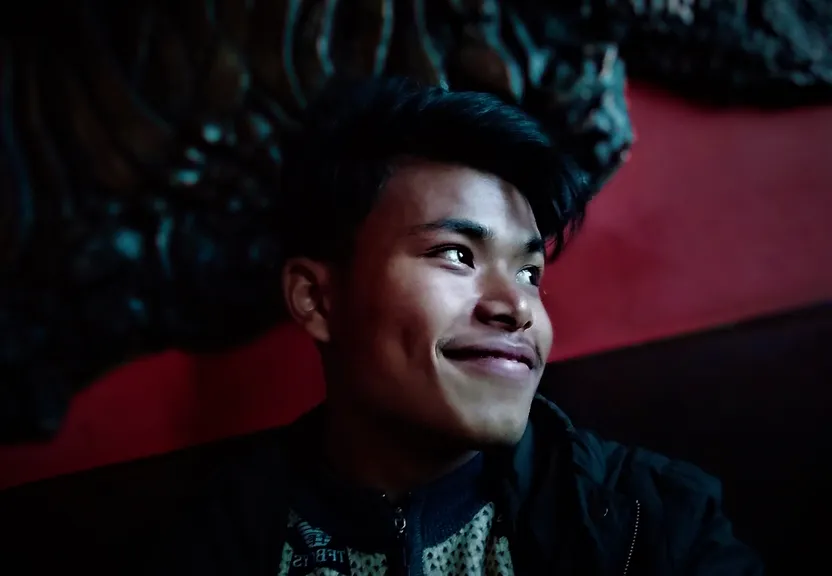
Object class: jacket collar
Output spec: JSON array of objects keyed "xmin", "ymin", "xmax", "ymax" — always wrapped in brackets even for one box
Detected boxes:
[
  {"xmin": 506, "ymin": 395, "xmax": 639, "ymax": 574},
  {"xmin": 284, "ymin": 396, "xmax": 638, "ymax": 572},
  {"xmin": 283, "ymin": 404, "xmax": 491, "ymax": 551}
]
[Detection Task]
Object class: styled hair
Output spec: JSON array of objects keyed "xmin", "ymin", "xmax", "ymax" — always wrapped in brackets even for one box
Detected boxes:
[{"xmin": 279, "ymin": 76, "xmax": 591, "ymax": 263}]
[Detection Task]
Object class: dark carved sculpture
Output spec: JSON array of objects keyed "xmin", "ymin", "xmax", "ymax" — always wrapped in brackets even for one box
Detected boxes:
[{"xmin": 1, "ymin": 0, "xmax": 830, "ymax": 442}]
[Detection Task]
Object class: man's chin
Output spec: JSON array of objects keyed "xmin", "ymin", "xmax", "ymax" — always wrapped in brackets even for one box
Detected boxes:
[
  {"xmin": 455, "ymin": 418, "xmax": 530, "ymax": 450},
  {"xmin": 399, "ymin": 404, "xmax": 530, "ymax": 452}
]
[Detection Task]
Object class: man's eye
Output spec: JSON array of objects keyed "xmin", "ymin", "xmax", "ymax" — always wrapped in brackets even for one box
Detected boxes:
[
  {"xmin": 433, "ymin": 246, "xmax": 475, "ymax": 267},
  {"xmin": 517, "ymin": 266, "xmax": 542, "ymax": 287}
]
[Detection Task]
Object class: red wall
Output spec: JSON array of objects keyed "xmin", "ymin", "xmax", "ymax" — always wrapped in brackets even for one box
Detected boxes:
[{"xmin": 1, "ymin": 84, "xmax": 831, "ymax": 490}]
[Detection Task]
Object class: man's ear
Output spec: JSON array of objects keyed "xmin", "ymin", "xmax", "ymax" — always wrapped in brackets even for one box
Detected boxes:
[{"xmin": 282, "ymin": 257, "xmax": 335, "ymax": 343}]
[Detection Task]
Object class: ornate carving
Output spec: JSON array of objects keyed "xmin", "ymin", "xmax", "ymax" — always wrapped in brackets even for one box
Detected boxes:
[
  {"xmin": 1, "ymin": 0, "xmax": 830, "ymax": 441},
  {"xmin": 611, "ymin": 0, "xmax": 832, "ymax": 105}
]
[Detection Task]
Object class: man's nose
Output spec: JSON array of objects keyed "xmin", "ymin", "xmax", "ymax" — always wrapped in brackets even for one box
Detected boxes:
[{"xmin": 474, "ymin": 270, "xmax": 533, "ymax": 331}]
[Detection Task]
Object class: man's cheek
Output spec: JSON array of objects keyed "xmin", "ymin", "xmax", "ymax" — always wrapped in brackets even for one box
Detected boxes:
[{"xmin": 535, "ymin": 308, "xmax": 555, "ymax": 356}]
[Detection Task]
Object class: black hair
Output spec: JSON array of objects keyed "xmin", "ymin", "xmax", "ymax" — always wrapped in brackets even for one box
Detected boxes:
[{"xmin": 279, "ymin": 76, "xmax": 591, "ymax": 263}]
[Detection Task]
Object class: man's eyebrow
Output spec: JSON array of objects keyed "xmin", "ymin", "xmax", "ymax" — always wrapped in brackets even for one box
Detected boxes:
[
  {"xmin": 412, "ymin": 218, "xmax": 545, "ymax": 256},
  {"xmin": 524, "ymin": 236, "xmax": 547, "ymax": 257},
  {"xmin": 413, "ymin": 218, "xmax": 493, "ymax": 240}
]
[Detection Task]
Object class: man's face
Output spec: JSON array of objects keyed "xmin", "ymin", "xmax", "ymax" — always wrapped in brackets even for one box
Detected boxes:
[{"xmin": 323, "ymin": 161, "xmax": 553, "ymax": 447}]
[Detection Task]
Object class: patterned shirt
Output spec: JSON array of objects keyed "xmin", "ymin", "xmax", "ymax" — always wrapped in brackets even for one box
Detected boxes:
[
  {"xmin": 278, "ymin": 503, "xmax": 514, "ymax": 575},
  {"xmin": 283, "ymin": 451, "xmax": 516, "ymax": 575}
]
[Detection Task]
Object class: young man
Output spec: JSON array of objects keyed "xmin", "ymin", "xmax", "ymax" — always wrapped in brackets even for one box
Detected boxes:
[{"xmin": 164, "ymin": 78, "xmax": 762, "ymax": 575}]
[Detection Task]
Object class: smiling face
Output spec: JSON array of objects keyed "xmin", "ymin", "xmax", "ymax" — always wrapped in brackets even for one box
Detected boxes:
[{"xmin": 284, "ymin": 160, "xmax": 554, "ymax": 448}]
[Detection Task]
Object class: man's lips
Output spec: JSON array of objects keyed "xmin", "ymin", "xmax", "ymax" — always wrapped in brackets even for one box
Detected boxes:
[{"xmin": 441, "ymin": 338, "xmax": 538, "ymax": 370}]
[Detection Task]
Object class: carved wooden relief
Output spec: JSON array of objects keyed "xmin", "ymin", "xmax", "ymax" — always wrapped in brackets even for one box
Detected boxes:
[{"xmin": 1, "ymin": 0, "xmax": 829, "ymax": 441}]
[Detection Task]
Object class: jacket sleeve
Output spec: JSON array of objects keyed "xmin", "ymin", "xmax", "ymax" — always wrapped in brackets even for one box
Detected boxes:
[{"xmin": 684, "ymin": 491, "xmax": 765, "ymax": 576}]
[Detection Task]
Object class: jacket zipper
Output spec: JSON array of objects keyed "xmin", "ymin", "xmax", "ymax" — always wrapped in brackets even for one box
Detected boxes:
[
  {"xmin": 622, "ymin": 499, "xmax": 640, "ymax": 576},
  {"xmin": 392, "ymin": 504, "xmax": 409, "ymax": 575},
  {"xmin": 383, "ymin": 493, "xmax": 410, "ymax": 576}
]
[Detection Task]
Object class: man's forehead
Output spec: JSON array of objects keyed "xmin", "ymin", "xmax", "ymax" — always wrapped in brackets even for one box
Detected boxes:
[
  {"xmin": 354, "ymin": 162, "xmax": 545, "ymax": 260},
  {"xmin": 415, "ymin": 217, "xmax": 545, "ymax": 254},
  {"xmin": 383, "ymin": 162, "xmax": 539, "ymax": 233}
]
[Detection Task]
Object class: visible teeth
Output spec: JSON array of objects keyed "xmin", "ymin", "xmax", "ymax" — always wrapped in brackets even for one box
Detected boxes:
[
  {"xmin": 481, "ymin": 353, "xmax": 515, "ymax": 361},
  {"xmin": 486, "ymin": 354, "xmax": 523, "ymax": 364},
  {"xmin": 445, "ymin": 350, "xmax": 526, "ymax": 366}
]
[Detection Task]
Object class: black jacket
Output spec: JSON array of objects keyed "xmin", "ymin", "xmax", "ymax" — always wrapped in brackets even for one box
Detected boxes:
[{"xmin": 156, "ymin": 395, "xmax": 763, "ymax": 575}]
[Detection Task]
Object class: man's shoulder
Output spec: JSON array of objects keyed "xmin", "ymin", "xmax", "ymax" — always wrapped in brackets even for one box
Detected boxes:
[
  {"xmin": 529, "ymin": 396, "xmax": 731, "ymax": 566},
  {"xmin": 530, "ymin": 396, "xmax": 722, "ymax": 504},
  {"xmin": 149, "ymin": 422, "xmax": 294, "ymax": 574},
  {"xmin": 529, "ymin": 401, "xmax": 761, "ymax": 570},
  {"xmin": 570, "ymin": 427, "xmax": 723, "ymax": 503},
  {"xmin": 537, "ymin": 422, "xmax": 762, "ymax": 573}
]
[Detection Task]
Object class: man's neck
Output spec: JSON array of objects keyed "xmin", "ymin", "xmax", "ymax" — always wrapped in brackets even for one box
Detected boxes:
[{"xmin": 322, "ymin": 402, "xmax": 478, "ymax": 500}]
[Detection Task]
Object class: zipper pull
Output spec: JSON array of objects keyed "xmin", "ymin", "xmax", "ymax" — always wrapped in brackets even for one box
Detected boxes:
[
  {"xmin": 393, "ymin": 506, "xmax": 409, "ymax": 574},
  {"xmin": 383, "ymin": 493, "xmax": 411, "ymax": 576}
]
